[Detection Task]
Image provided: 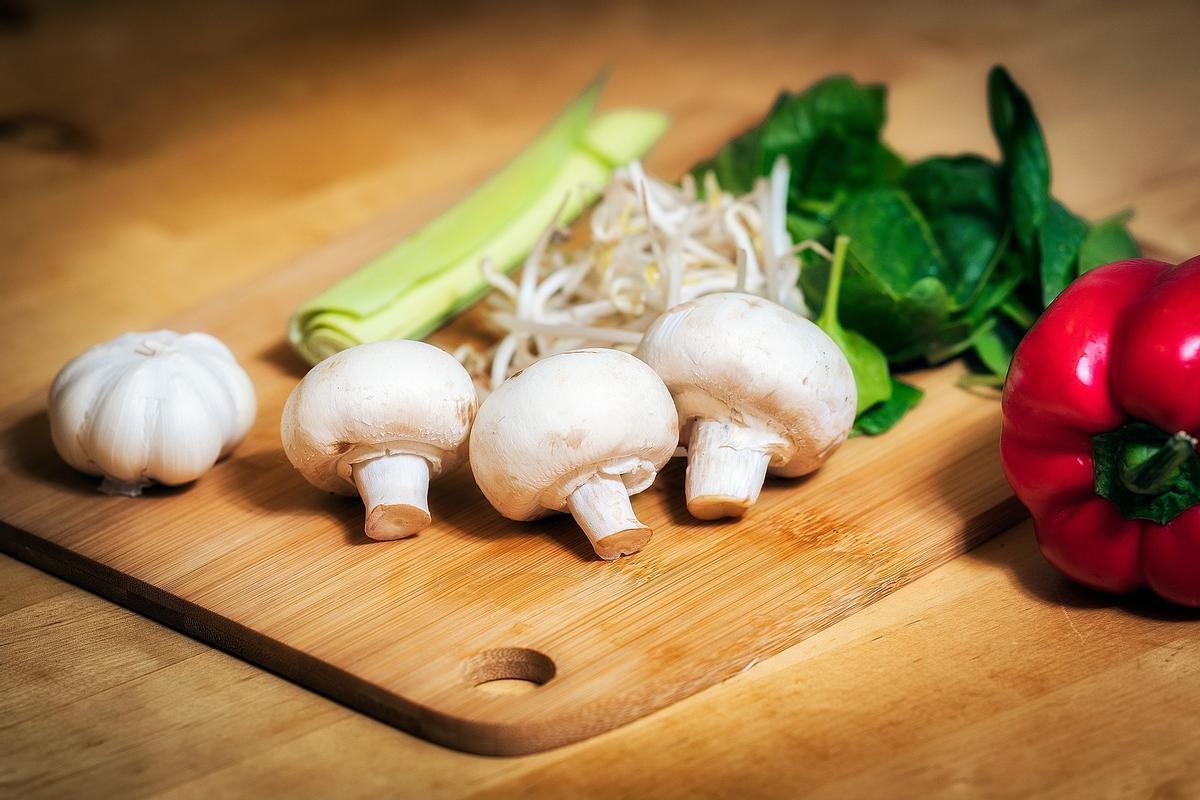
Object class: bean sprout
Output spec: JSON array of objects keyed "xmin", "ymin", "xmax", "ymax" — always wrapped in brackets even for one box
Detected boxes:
[{"xmin": 461, "ymin": 157, "xmax": 820, "ymax": 393}]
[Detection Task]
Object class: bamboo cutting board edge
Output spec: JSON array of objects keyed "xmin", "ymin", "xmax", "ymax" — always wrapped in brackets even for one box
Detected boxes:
[
  {"xmin": 0, "ymin": 520, "xmax": 435, "ymax": 742},
  {"xmin": 0, "ymin": 493, "xmax": 1027, "ymax": 756}
]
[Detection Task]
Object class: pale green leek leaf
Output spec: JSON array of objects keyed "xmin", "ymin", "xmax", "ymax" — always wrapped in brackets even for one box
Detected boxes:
[{"xmin": 290, "ymin": 75, "xmax": 668, "ymax": 364}]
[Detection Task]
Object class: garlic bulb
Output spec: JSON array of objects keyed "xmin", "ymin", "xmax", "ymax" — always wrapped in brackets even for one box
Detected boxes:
[{"xmin": 49, "ymin": 330, "xmax": 257, "ymax": 496}]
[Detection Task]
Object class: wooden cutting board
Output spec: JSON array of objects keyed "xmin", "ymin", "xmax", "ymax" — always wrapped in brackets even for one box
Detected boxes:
[{"xmin": 0, "ymin": 198, "xmax": 1024, "ymax": 756}]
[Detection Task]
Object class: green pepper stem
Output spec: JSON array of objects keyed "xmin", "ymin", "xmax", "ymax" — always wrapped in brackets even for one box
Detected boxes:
[
  {"xmin": 1122, "ymin": 431, "xmax": 1200, "ymax": 495},
  {"xmin": 818, "ymin": 234, "xmax": 851, "ymax": 332}
]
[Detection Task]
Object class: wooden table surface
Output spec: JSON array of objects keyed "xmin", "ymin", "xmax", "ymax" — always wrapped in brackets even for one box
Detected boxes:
[{"xmin": 3, "ymin": 1, "xmax": 1199, "ymax": 796}]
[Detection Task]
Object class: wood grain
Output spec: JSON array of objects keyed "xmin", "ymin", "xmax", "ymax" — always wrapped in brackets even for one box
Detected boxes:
[
  {"xmin": 3, "ymin": 0, "xmax": 1199, "ymax": 794},
  {"xmin": 0, "ymin": 213, "xmax": 1024, "ymax": 753}
]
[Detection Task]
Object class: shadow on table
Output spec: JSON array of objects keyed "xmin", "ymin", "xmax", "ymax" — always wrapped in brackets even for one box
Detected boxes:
[
  {"xmin": 258, "ymin": 339, "xmax": 310, "ymax": 382},
  {"xmin": 0, "ymin": 410, "xmax": 200, "ymax": 500},
  {"xmin": 965, "ymin": 518, "xmax": 1200, "ymax": 622},
  {"xmin": 3, "ymin": 410, "xmax": 94, "ymax": 495},
  {"xmin": 220, "ymin": 447, "xmax": 367, "ymax": 547},
  {"xmin": 222, "ymin": 443, "xmax": 601, "ymax": 562}
]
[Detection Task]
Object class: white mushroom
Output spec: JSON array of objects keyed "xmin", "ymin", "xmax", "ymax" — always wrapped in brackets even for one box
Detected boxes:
[
  {"xmin": 48, "ymin": 330, "xmax": 257, "ymax": 496},
  {"xmin": 281, "ymin": 340, "xmax": 477, "ymax": 540},
  {"xmin": 637, "ymin": 292, "xmax": 856, "ymax": 520},
  {"xmin": 469, "ymin": 348, "xmax": 678, "ymax": 560}
]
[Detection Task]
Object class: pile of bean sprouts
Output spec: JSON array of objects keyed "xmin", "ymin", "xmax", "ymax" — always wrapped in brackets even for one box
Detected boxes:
[{"xmin": 457, "ymin": 157, "xmax": 830, "ymax": 393}]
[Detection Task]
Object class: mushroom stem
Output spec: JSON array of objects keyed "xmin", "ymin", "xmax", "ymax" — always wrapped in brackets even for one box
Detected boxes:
[
  {"xmin": 565, "ymin": 473, "xmax": 652, "ymax": 560},
  {"xmin": 685, "ymin": 419, "xmax": 772, "ymax": 520},
  {"xmin": 352, "ymin": 453, "xmax": 432, "ymax": 540}
]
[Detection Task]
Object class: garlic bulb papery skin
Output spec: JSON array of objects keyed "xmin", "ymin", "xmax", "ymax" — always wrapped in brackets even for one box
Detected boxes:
[{"xmin": 49, "ymin": 330, "xmax": 257, "ymax": 496}]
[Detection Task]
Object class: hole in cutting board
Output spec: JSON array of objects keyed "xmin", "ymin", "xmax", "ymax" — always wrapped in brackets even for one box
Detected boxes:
[{"xmin": 466, "ymin": 647, "xmax": 555, "ymax": 695}]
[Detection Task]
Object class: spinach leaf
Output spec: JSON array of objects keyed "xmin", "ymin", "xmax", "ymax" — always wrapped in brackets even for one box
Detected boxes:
[
  {"xmin": 786, "ymin": 213, "xmax": 828, "ymax": 244},
  {"xmin": 927, "ymin": 210, "xmax": 1005, "ymax": 305},
  {"xmin": 819, "ymin": 188, "xmax": 954, "ymax": 358},
  {"xmin": 1079, "ymin": 210, "xmax": 1141, "ymax": 273},
  {"xmin": 926, "ymin": 316, "xmax": 1001, "ymax": 365},
  {"xmin": 903, "ymin": 155, "xmax": 1002, "ymax": 217},
  {"xmin": 833, "ymin": 188, "xmax": 947, "ymax": 286},
  {"xmin": 816, "ymin": 236, "xmax": 893, "ymax": 413},
  {"xmin": 971, "ymin": 317, "xmax": 1023, "ymax": 378},
  {"xmin": 759, "ymin": 76, "xmax": 886, "ymax": 170},
  {"xmin": 691, "ymin": 76, "xmax": 892, "ymax": 199},
  {"xmin": 798, "ymin": 137, "xmax": 904, "ymax": 200},
  {"xmin": 973, "ymin": 328, "xmax": 1012, "ymax": 377},
  {"xmin": 962, "ymin": 251, "xmax": 1023, "ymax": 327},
  {"xmin": 903, "ymin": 156, "xmax": 1006, "ymax": 303},
  {"xmin": 1037, "ymin": 199, "xmax": 1088, "ymax": 306},
  {"xmin": 690, "ymin": 122, "xmax": 762, "ymax": 195},
  {"xmin": 804, "ymin": 265, "xmax": 955, "ymax": 362},
  {"xmin": 988, "ymin": 66, "xmax": 1050, "ymax": 252},
  {"xmin": 688, "ymin": 65, "xmax": 1140, "ymax": 437},
  {"xmin": 853, "ymin": 379, "xmax": 925, "ymax": 436}
]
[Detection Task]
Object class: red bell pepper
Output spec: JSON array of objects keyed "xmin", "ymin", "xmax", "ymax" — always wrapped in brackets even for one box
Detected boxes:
[{"xmin": 1001, "ymin": 255, "xmax": 1200, "ymax": 606}]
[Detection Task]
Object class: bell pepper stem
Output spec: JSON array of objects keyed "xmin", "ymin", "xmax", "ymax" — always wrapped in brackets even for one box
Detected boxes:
[{"xmin": 1121, "ymin": 431, "xmax": 1199, "ymax": 495}]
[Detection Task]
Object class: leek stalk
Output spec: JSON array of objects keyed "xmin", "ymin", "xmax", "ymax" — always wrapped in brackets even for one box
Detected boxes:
[{"xmin": 289, "ymin": 76, "xmax": 668, "ymax": 364}]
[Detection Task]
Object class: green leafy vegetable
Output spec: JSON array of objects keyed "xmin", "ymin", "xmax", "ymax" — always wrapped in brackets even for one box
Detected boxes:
[
  {"xmin": 760, "ymin": 77, "xmax": 885, "ymax": 159},
  {"xmin": 833, "ymin": 189, "xmax": 946, "ymax": 287},
  {"xmin": 816, "ymin": 235, "xmax": 892, "ymax": 413},
  {"xmin": 1037, "ymin": 199, "xmax": 1088, "ymax": 306},
  {"xmin": 803, "ymin": 249, "xmax": 955, "ymax": 363},
  {"xmin": 903, "ymin": 156, "xmax": 1005, "ymax": 304},
  {"xmin": 988, "ymin": 66, "xmax": 1050, "ymax": 252},
  {"xmin": 971, "ymin": 317, "xmax": 1023, "ymax": 377},
  {"xmin": 823, "ymin": 189, "xmax": 953, "ymax": 360},
  {"xmin": 690, "ymin": 121, "xmax": 762, "ymax": 196},
  {"xmin": 786, "ymin": 213, "xmax": 828, "ymax": 244},
  {"xmin": 1079, "ymin": 211, "xmax": 1141, "ymax": 273},
  {"xmin": 691, "ymin": 75, "xmax": 895, "ymax": 200},
  {"xmin": 902, "ymin": 155, "xmax": 1003, "ymax": 217},
  {"xmin": 936, "ymin": 213, "xmax": 1006, "ymax": 304},
  {"xmin": 853, "ymin": 379, "xmax": 925, "ymax": 436},
  {"xmin": 689, "ymin": 64, "xmax": 1140, "ymax": 432},
  {"xmin": 961, "ymin": 253, "xmax": 1022, "ymax": 327},
  {"xmin": 972, "ymin": 329, "xmax": 1012, "ymax": 377}
]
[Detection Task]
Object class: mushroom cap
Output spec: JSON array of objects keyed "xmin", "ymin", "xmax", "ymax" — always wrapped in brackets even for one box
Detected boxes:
[
  {"xmin": 637, "ymin": 292, "xmax": 856, "ymax": 477},
  {"xmin": 469, "ymin": 348, "xmax": 679, "ymax": 521},
  {"xmin": 281, "ymin": 340, "xmax": 477, "ymax": 495}
]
